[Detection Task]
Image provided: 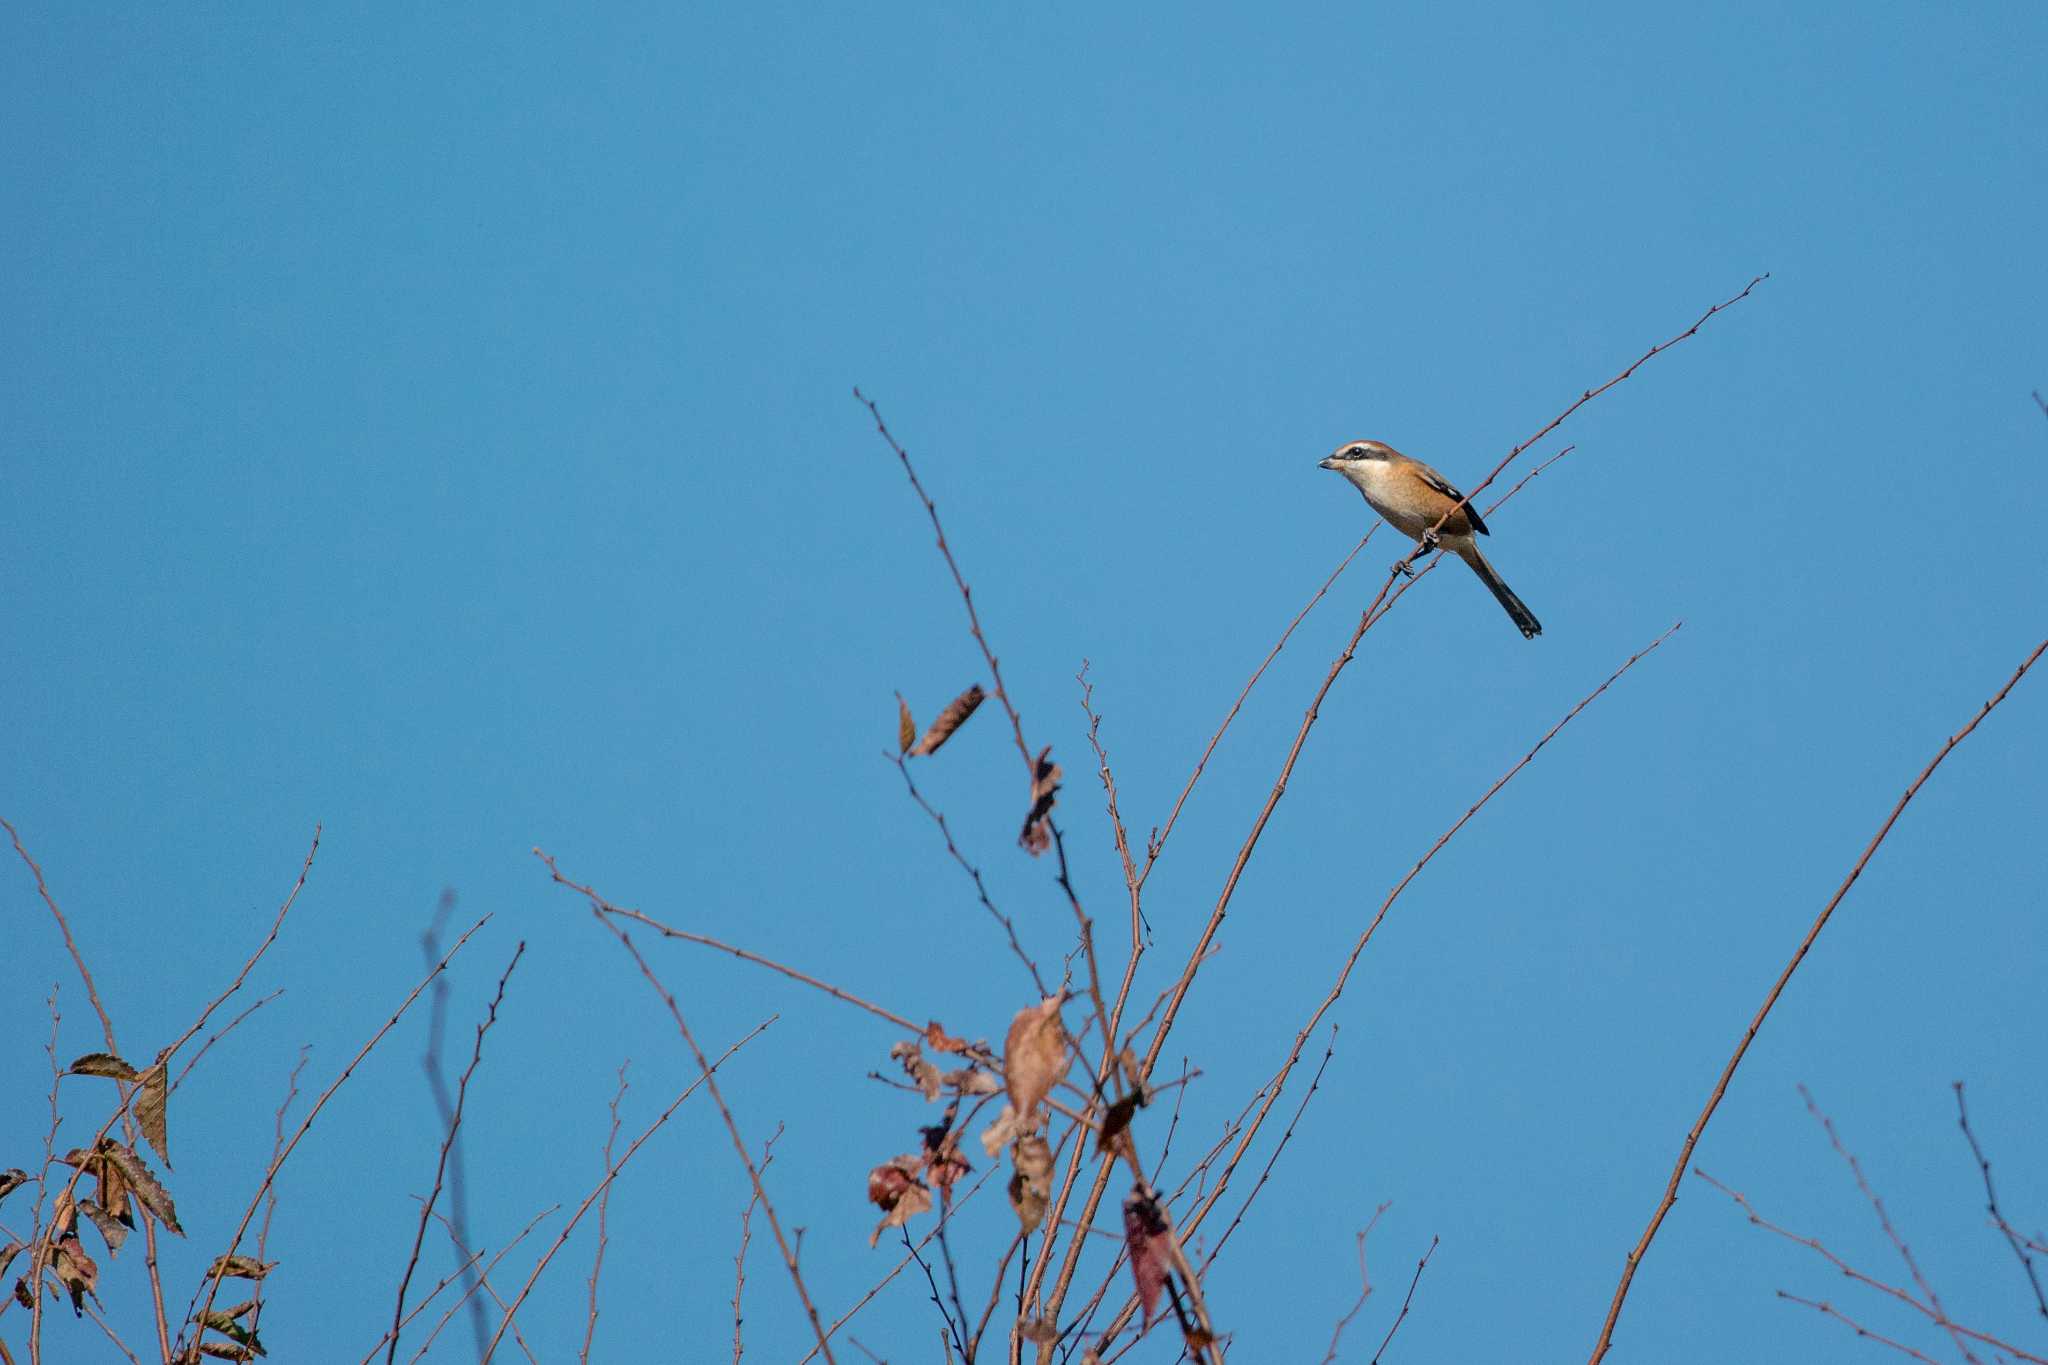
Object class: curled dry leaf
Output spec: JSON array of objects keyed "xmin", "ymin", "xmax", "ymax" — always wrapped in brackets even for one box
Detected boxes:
[
  {"xmin": 0, "ymin": 1169, "xmax": 27, "ymax": 1204},
  {"xmin": 1018, "ymin": 746, "xmax": 1062, "ymax": 854},
  {"xmin": 1003, "ymin": 994, "xmax": 1069, "ymax": 1125},
  {"xmin": 927, "ymin": 1136, "xmax": 971, "ymax": 1202},
  {"xmin": 980, "ymin": 1103, "xmax": 1026, "ymax": 1159},
  {"xmin": 50, "ymin": 1191, "xmax": 78, "ymax": 1239},
  {"xmin": 1122, "ymin": 1189, "xmax": 1174, "ymax": 1328},
  {"xmin": 13, "ymin": 1276, "xmax": 32, "ymax": 1309},
  {"xmin": 198, "ymin": 1342, "xmax": 259, "ymax": 1361},
  {"xmin": 52, "ymin": 1233, "xmax": 98, "ymax": 1316},
  {"xmin": 0, "ymin": 1242, "xmax": 22, "ymax": 1281},
  {"xmin": 136, "ymin": 1062, "xmax": 170, "ymax": 1167},
  {"xmin": 909, "ymin": 685, "xmax": 985, "ymax": 757},
  {"xmin": 922, "ymin": 1020, "xmax": 970, "ymax": 1054},
  {"xmin": 1008, "ymin": 1134, "xmax": 1053, "ymax": 1235},
  {"xmin": 202, "ymin": 1254, "xmax": 275, "ymax": 1281},
  {"xmin": 897, "ymin": 695, "xmax": 917, "ymax": 754},
  {"xmin": 866, "ymin": 1155, "xmax": 933, "ymax": 1247},
  {"xmin": 67, "ymin": 1052, "xmax": 141, "ymax": 1082},
  {"xmin": 941, "ymin": 1066, "xmax": 1002, "ymax": 1097},
  {"xmin": 78, "ymin": 1200, "xmax": 129, "ymax": 1256},
  {"xmin": 889, "ymin": 1041, "xmax": 943, "ymax": 1102},
  {"xmin": 1096, "ymin": 1092, "xmax": 1143, "ymax": 1158},
  {"xmin": 101, "ymin": 1140, "xmax": 182, "ymax": 1236}
]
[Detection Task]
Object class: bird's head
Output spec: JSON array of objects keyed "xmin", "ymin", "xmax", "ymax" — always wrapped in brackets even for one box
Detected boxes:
[{"xmin": 1318, "ymin": 439, "xmax": 1394, "ymax": 471}]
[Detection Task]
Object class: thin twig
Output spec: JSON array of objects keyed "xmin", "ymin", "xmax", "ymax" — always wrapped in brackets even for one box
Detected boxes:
[
  {"xmin": 1776, "ymin": 1291, "xmax": 1941, "ymax": 1363},
  {"xmin": 1953, "ymin": 1081, "xmax": 2048, "ymax": 1322},
  {"xmin": 854, "ymin": 389, "xmax": 1036, "ymax": 783},
  {"xmin": 892, "ymin": 752, "xmax": 1050, "ymax": 996},
  {"xmin": 169, "ymin": 989, "xmax": 285, "ymax": 1095},
  {"xmin": 395, "ymin": 1204, "xmax": 556, "ymax": 1365},
  {"xmin": 255, "ymin": 1046, "xmax": 310, "ymax": 1330},
  {"xmin": 185, "ymin": 914, "xmax": 488, "ymax": 1357},
  {"xmin": 583, "ymin": 1061, "xmax": 631, "ymax": 1365},
  {"xmin": 585, "ymin": 899, "xmax": 922, "ymax": 1033},
  {"xmin": 733, "ymin": 1126, "xmax": 779, "ymax": 1365},
  {"xmin": 1370, "ymin": 1237, "xmax": 1437, "ymax": 1364},
  {"xmin": 1693, "ymin": 1168, "xmax": 2046, "ymax": 1364},
  {"xmin": 1321, "ymin": 1203, "xmax": 1392, "ymax": 1365},
  {"xmin": 1200, "ymin": 1029, "xmax": 1339, "ymax": 1270},
  {"xmin": 1799, "ymin": 1085, "xmax": 1980, "ymax": 1365},
  {"xmin": 1589, "ymin": 635, "xmax": 2048, "ymax": 1363},
  {"xmin": 479, "ymin": 1018, "xmax": 774, "ymax": 1362},
  {"xmin": 387, "ymin": 941, "xmax": 525, "ymax": 1364},
  {"xmin": 538, "ymin": 849, "xmax": 837, "ymax": 1364}
]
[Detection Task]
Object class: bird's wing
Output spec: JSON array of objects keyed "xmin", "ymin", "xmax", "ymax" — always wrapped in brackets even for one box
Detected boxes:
[{"xmin": 1416, "ymin": 463, "xmax": 1489, "ymax": 536}]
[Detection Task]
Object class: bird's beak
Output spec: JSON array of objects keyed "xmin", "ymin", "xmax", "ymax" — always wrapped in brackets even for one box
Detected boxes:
[{"xmin": 1317, "ymin": 456, "xmax": 1339, "ymax": 470}]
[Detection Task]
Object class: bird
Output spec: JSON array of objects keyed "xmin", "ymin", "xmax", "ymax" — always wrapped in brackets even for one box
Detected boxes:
[{"xmin": 1318, "ymin": 439, "xmax": 1543, "ymax": 638}]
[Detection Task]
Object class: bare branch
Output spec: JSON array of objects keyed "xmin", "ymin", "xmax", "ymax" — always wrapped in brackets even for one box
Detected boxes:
[
  {"xmin": 1953, "ymin": 1081, "xmax": 2048, "ymax": 1322},
  {"xmin": 386, "ymin": 941, "xmax": 525, "ymax": 1363},
  {"xmin": 1590, "ymin": 635, "xmax": 2048, "ymax": 1362}
]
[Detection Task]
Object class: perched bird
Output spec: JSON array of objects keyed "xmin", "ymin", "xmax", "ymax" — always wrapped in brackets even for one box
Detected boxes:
[{"xmin": 1319, "ymin": 439, "xmax": 1543, "ymax": 638}]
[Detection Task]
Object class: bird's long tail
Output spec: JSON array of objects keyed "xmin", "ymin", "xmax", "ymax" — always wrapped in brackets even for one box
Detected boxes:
[{"xmin": 1455, "ymin": 543, "xmax": 1543, "ymax": 638}]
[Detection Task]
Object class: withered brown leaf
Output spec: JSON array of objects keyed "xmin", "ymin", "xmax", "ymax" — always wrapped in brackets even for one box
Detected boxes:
[
  {"xmin": 1003, "ymin": 994, "xmax": 1069, "ymax": 1124},
  {"xmin": 202, "ymin": 1255, "xmax": 275, "ymax": 1281},
  {"xmin": 52, "ymin": 1233, "xmax": 97, "ymax": 1316},
  {"xmin": 136, "ymin": 1062, "xmax": 170, "ymax": 1167},
  {"xmin": 198, "ymin": 1343, "xmax": 259, "ymax": 1361},
  {"xmin": 67, "ymin": 1053, "xmax": 140, "ymax": 1082},
  {"xmin": 910, "ymin": 685, "xmax": 985, "ymax": 757},
  {"xmin": 896, "ymin": 695, "xmax": 917, "ymax": 754},
  {"xmin": 0, "ymin": 1169, "xmax": 26, "ymax": 1204},
  {"xmin": 922, "ymin": 1020, "xmax": 970, "ymax": 1054},
  {"xmin": 1122, "ymin": 1189, "xmax": 1173, "ymax": 1327},
  {"xmin": 1096, "ymin": 1092, "xmax": 1143, "ymax": 1157},
  {"xmin": 1007, "ymin": 1134, "xmax": 1053, "ymax": 1234},
  {"xmin": 1018, "ymin": 745, "xmax": 1061, "ymax": 854},
  {"xmin": 865, "ymin": 1155, "xmax": 933, "ymax": 1247},
  {"xmin": 888, "ymin": 1041, "xmax": 943, "ymax": 1102},
  {"xmin": 77, "ymin": 1200, "xmax": 129, "ymax": 1255},
  {"xmin": 101, "ymin": 1141, "xmax": 182, "ymax": 1236}
]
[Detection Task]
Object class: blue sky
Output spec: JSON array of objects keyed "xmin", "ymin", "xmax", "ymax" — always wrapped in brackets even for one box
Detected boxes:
[{"xmin": 5, "ymin": 4, "xmax": 2046, "ymax": 1362}]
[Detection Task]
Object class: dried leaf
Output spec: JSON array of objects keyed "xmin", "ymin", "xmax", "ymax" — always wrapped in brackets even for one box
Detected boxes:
[
  {"xmin": 78, "ymin": 1200, "xmax": 129, "ymax": 1255},
  {"xmin": 923, "ymin": 1020, "xmax": 970, "ymax": 1054},
  {"xmin": 209, "ymin": 1298, "xmax": 260, "ymax": 1322},
  {"xmin": 865, "ymin": 1155, "xmax": 933, "ymax": 1247},
  {"xmin": 1008, "ymin": 1134, "xmax": 1053, "ymax": 1234},
  {"xmin": 921, "ymin": 1115, "xmax": 970, "ymax": 1201},
  {"xmin": 940, "ymin": 1067, "xmax": 1002, "ymax": 1097},
  {"xmin": 1122, "ymin": 1190, "xmax": 1173, "ymax": 1327},
  {"xmin": 1096, "ymin": 1092, "xmax": 1142, "ymax": 1156},
  {"xmin": 1003, "ymin": 994, "xmax": 1069, "ymax": 1124},
  {"xmin": 0, "ymin": 1169, "xmax": 28, "ymax": 1204},
  {"xmin": 52, "ymin": 1233, "xmax": 97, "ymax": 1316},
  {"xmin": 910, "ymin": 685, "xmax": 985, "ymax": 757},
  {"xmin": 197, "ymin": 1307, "xmax": 265, "ymax": 1353},
  {"xmin": 13, "ymin": 1276, "xmax": 32, "ymax": 1309},
  {"xmin": 0, "ymin": 1242, "xmax": 22, "ymax": 1282},
  {"xmin": 1018, "ymin": 745, "xmax": 1062, "ymax": 854},
  {"xmin": 896, "ymin": 695, "xmax": 916, "ymax": 754},
  {"xmin": 199, "ymin": 1343, "xmax": 259, "ymax": 1361},
  {"xmin": 980, "ymin": 1104, "xmax": 1026, "ymax": 1159},
  {"xmin": 889, "ymin": 1041, "xmax": 943, "ymax": 1102},
  {"xmin": 67, "ymin": 1052, "xmax": 140, "ymax": 1082},
  {"xmin": 101, "ymin": 1141, "xmax": 182, "ymax": 1235},
  {"xmin": 136, "ymin": 1062, "xmax": 170, "ymax": 1167},
  {"xmin": 50, "ymin": 1192, "xmax": 78, "ymax": 1239},
  {"xmin": 202, "ymin": 1254, "xmax": 275, "ymax": 1281}
]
